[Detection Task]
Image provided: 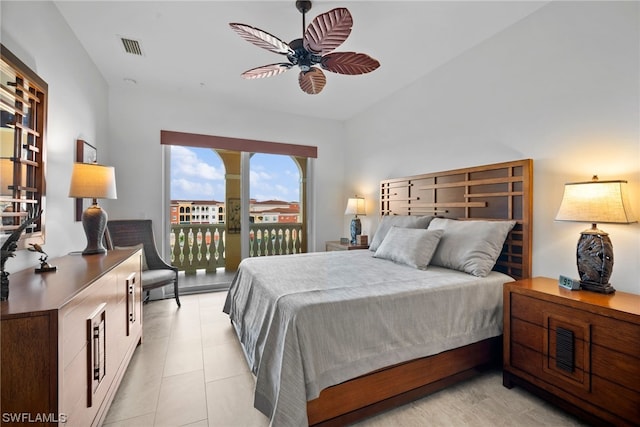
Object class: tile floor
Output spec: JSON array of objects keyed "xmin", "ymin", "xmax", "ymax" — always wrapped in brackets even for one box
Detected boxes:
[{"xmin": 104, "ymin": 292, "xmax": 588, "ymax": 427}]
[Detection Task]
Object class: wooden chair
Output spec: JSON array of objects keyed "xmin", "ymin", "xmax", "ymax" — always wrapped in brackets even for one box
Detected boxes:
[{"xmin": 106, "ymin": 219, "xmax": 181, "ymax": 307}]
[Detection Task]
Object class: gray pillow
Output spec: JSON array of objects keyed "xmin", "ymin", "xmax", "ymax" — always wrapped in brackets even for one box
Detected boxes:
[
  {"xmin": 369, "ymin": 215, "xmax": 434, "ymax": 252},
  {"xmin": 373, "ymin": 226, "xmax": 444, "ymax": 269},
  {"xmin": 427, "ymin": 218, "xmax": 516, "ymax": 277}
]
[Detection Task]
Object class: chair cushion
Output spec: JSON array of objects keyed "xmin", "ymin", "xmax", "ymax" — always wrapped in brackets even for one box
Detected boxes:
[{"xmin": 141, "ymin": 269, "xmax": 175, "ymax": 289}]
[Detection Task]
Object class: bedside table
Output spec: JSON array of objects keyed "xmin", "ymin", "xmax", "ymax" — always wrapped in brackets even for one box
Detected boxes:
[
  {"xmin": 325, "ymin": 241, "xmax": 369, "ymax": 251},
  {"xmin": 503, "ymin": 277, "xmax": 640, "ymax": 426}
]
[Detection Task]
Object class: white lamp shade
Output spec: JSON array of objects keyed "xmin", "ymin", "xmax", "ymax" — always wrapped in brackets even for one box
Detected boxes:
[
  {"xmin": 345, "ymin": 197, "xmax": 366, "ymax": 216},
  {"xmin": 68, "ymin": 163, "xmax": 117, "ymax": 200},
  {"xmin": 555, "ymin": 179, "xmax": 636, "ymax": 224}
]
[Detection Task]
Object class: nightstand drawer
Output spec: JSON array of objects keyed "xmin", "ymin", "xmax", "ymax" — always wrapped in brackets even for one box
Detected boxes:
[
  {"xmin": 510, "ymin": 317, "xmax": 542, "ymax": 350},
  {"xmin": 510, "ymin": 293, "xmax": 640, "ymax": 356},
  {"xmin": 592, "ymin": 343, "xmax": 640, "ymax": 393},
  {"xmin": 510, "ymin": 341, "xmax": 640, "ymax": 421}
]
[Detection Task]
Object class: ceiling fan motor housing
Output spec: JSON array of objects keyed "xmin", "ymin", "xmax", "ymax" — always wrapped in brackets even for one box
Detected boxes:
[{"xmin": 288, "ymin": 38, "xmax": 322, "ymax": 72}]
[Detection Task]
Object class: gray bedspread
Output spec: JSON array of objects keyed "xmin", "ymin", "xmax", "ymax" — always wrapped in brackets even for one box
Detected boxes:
[{"xmin": 223, "ymin": 250, "xmax": 511, "ymax": 426}]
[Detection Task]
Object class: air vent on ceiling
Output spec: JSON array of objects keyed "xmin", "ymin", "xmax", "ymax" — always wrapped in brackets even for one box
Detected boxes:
[{"xmin": 120, "ymin": 37, "xmax": 144, "ymax": 56}]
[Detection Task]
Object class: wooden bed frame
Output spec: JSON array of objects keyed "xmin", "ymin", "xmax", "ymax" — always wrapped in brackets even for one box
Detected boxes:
[{"xmin": 307, "ymin": 159, "xmax": 533, "ymax": 426}]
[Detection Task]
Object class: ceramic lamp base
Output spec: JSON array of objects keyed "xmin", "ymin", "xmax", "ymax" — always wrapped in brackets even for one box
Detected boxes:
[
  {"xmin": 82, "ymin": 204, "xmax": 108, "ymax": 255},
  {"xmin": 576, "ymin": 229, "xmax": 615, "ymax": 294},
  {"xmin": 350, "ymin": 217, "xmax": 361, "ymax": 245}
]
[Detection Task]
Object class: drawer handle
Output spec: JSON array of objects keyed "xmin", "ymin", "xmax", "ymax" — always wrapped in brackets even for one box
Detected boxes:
[
  {"xmin": 93, "ymin": 321, "xmax": 105, "ymax": 380},
  {"xmin": 126, "ymin": 272, "xmax": 137, "ymax": 332}
]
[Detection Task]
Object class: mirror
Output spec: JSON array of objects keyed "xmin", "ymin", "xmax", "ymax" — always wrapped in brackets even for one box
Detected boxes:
[{"xmin": 0, "ymin": 44, "xmax": 47, "ymax": 249}]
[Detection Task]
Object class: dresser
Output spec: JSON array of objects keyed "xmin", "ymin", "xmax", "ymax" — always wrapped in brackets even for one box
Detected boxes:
[
  {"xmin": 1, "ymin": 249, "xmax": 143, "ymax": 426},
  {"xmin": 503, "ymin": 277, "xmax": 640, "ymax": 426}
]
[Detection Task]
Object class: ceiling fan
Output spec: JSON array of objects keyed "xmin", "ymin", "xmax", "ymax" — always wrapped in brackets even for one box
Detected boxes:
[{"xmin": 229, "ymin": 1, "xmax": 380, "ymax": 95}]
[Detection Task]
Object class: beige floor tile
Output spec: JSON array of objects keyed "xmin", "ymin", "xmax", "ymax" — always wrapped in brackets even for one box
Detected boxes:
[
  {"xmin": 126, "ymin": 337, "xmax": 169, "ymax": 380},
  {"xmin": 197, "ymin": 290, "xmax": 228, "ymax": 309},
  {"xmin": 180, "ymin": 420, "xmax": 208, "ymax": 427},
  {"xmin": 104, "ymin": 379, "xmax": 160, "ymax": 424},
  {"xmin": 154, "ymin": 370, "xmax": 208, "ymax": 427},
  {"xmin": 143, "ymin": 314, "xmax": 174, "ymax": 341},
  {"xmin": 200, "ymin": 314, "xmax": 237, "ymax": 347},
  {"xmin": 163, "ymin": 336, "xmax": 203, "ymax": 377},
  {"xmin": 205, "ymin": 372, "xmax": 269, "ymax": 427},
  {"xmin": 170, "ymin": 308, "xmax": 203, "ymax": 341},
  {"xmin": 203, "ymin": 339, "xmax": 249, "ymax": 383},
  {"xmin": 102, "ymin": 412, "xmax": 156, "ymax": 427}
]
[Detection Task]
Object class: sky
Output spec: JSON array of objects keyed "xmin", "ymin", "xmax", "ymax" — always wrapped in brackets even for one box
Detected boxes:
[{"xmin": 170, "ymin": 146, "xmax": 300, "ymax": 203}]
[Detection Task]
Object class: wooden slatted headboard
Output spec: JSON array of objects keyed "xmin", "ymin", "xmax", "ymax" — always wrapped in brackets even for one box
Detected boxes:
[{"xmin": 379, "ymin": 159, "xmax": 533, "ymax": 279}]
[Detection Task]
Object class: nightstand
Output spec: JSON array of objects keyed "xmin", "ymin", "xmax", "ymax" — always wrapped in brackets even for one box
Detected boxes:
[
  {"xmin": 325, "ymin": 241, "xmax": 369, "ymax": 251},
  {"xmin": 503, "ymin": 277, "xmax": 640, "ymax": 426}
]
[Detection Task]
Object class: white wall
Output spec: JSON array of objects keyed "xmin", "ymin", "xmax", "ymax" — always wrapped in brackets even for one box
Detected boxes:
[
  {"xmin": 107, "ymin": 88, "xmax": 346, "ymax": 254},
  {"xmin": 1, "ymin": 1, "xmax": 109, "ymax": 273},
  {"xmin": 344, "ymin": 1, "xmax": 640, "ymax": 293}
]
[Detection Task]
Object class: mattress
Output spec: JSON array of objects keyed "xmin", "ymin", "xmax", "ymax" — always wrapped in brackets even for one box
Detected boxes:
[{"xmin": 223, "ymin": 250, "xmax": 512, "ymax": 426}]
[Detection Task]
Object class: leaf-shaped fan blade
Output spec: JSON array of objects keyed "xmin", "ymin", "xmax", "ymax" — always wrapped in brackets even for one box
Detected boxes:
[
  {"xmin": 303, "ymin": 8, "xmax": 353, "ymax": 55},
  {"xmin": 241, "ymin": 63, "xmax": 293, "ymax": 79},
  {"xmin": 321, "ymin": 52, "xmax": 380, "ymax": 75},
  {"xmin": 298, "ymin": 67, "xmax": 326, "ymax": 95},
  {"xmin": 229, "ymin": 23, "xmax": 294, "ymax": 55}
]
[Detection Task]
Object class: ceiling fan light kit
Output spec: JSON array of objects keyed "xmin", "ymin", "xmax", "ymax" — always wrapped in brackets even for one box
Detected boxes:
[{"xmin": 230, "ymin": 1, "xmax": 380, "ymax": 95}]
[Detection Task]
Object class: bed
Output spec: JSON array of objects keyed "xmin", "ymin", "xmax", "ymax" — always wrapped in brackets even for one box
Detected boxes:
[{"xmin": 224, "ymin": 159, "xmax": 533, "ymax": 426}]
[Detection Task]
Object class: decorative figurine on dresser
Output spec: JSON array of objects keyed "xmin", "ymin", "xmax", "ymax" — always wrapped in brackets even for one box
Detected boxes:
[
  {"xmin": 0, "ymin": 209, "xmax": 42, "ymax": 301},
  {"xmin": 29, "ymin": 243, "xmax": 57, "ymax": 273}
]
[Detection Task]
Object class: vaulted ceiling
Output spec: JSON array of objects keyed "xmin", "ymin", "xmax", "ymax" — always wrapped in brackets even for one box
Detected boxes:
[{"xmin": 54, "ymin": 1, "xmax": 549, "ymax": 121}]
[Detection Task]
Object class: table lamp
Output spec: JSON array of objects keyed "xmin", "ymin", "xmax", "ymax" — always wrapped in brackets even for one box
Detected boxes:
[
  {"xmin": 555, "ymin": 175, "xmax": 636, "ymax": 293},
  {"xmin": 345, "ymin": 196, "xmax": 366, "ymax": 244},
  {"xmin": 68, "ymin": 163, "xmax": 117, "ymax": 255}
]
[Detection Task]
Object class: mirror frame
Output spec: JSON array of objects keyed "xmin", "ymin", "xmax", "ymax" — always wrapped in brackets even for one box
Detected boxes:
[{"xmin": 0, "ymin": 44, "xmax": 47, "ymax": 250}]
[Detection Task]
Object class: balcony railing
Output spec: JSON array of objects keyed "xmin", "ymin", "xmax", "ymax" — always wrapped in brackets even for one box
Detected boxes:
[
  {"xmin": 170, "ymin": 223, "xmax": 304, "ymax": 273},
  {"xmin": 248, "ymin": 224, "xmax": 303, "ymax": 257}
]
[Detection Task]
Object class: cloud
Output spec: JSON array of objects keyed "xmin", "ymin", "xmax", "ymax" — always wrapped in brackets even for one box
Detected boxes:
[
  {"xmin": 250, "ymin": 169, "xmax": 273, "ymax": 186},
  {"xmin": 171, "ymin": 146, "xmax": 225, "ymax": 200},
  {"xmin": 171, "ymin": 178, "xmax": 224, "ymax": 201},
  {"xmin": 172, "ymin": 146, "xmax": 224, "ymax": 180},
  {"xmin": 250, "ymin": 170, "xmax": 299, "ymax": 202}
]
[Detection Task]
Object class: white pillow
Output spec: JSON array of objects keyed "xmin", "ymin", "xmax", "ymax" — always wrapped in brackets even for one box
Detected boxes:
[
  {"xmin": 369, "ymin": 215, "xmax": 434, "ymax": 252},
  {"xmin": 427, "ymin": 218, "xmax": 516, "ymax": 277},
  {"xmin": 373, "ymin": 226, "xmax": 444, "ymax": 269}
]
